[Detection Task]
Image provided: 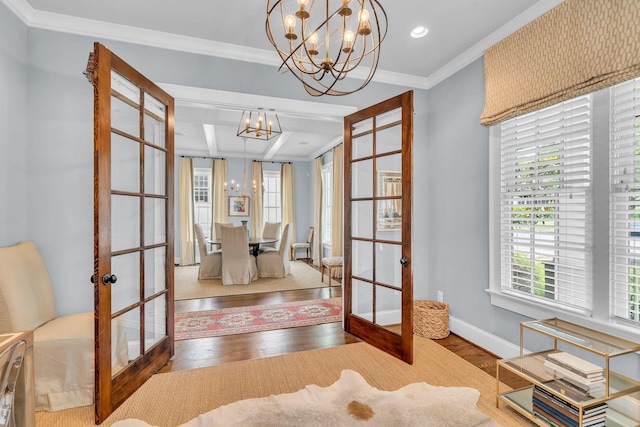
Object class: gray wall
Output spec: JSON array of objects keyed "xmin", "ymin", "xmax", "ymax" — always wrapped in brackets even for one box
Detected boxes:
[
  {"xmin": 426, "ymin": 58, "xmax": 530, "ymax": 345},
  {"xmin": 10, "ymin": 25, "xmax": 422, "ymax": 316},
  {"xmin": 0, "ymin": 3, "xmax": 28, "ymax": 246}
]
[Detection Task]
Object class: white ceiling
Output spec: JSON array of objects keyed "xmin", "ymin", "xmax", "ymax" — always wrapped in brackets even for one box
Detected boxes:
[{"xmin": 5, "ymin": 0, "xmax": 563, "ymax": 160}]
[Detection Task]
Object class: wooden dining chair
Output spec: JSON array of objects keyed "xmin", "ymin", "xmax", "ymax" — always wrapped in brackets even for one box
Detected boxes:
[{"xmin": 290, "ymin": 227, "xmax": 314, "ymax": 261}]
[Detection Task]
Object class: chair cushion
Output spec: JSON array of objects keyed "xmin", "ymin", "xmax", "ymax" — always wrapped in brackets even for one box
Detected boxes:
[
  {"xmin": 291, "ymin": 243, "xmax": 310, "ymax": 249},
  {"xmin": 322, "ymin": 257, "xmax": 343, "ymax": 267}
]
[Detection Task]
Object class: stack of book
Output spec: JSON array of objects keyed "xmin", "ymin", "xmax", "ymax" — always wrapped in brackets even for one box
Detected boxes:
[
  {"xmin": 544, "ymin": 352, "xmax": 606, "ymax": 395},
  {"xmin": 532, "ymin": 385, "xmax": 608, "ymax": 427}
]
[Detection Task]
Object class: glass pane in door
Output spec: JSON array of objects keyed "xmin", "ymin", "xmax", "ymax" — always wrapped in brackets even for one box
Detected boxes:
[
  {"xmin": 144, "ymin": 198, "xmax": 166, "ymax": 246},
  {"xmin": 112, "ymin": 133, "xmax": 139, "ymax": 193},
  {"xmin": 352, "ymin": 240, "xmax": 373, "ymax": 281},
  {"xmin": 144, "ymin": 296, "xmax": 166, "ymax": 351},
  {"xmin": 144, "ymin": 146, "xmax": 166, "ymax": 195},
  {"xmin": 111, "ymin": 195, "xmax": 140, "ymax": 252},
  {"xmin": 376, "ymin": 109, "xmax": 402, "ymax": 155},
  {"xmin": 375, "ymin": 285, "xmax": 402, "ymax": 331},
  {"xmin": 144, "ymin": 247, "xmax": 166, "ymax": 298},
  {"xmin": 111, "ymin": 252, "xmax": 140, "ymax": 313},
  {"xmin": 351, "ymin": 279, "xmax": 373, "ymax": 321},
  {"xmin": 352, "ymin": 159, "xmax": 373, "ymax": 199},
  {"xmin": 143, "ymin": 93, "xmax": 166, "ymax": 148}
]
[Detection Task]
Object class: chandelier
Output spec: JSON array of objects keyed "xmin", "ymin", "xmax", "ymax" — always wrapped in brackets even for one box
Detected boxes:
[
  {"xmin": 236, "ymin": 110, "xmax": 283, "ymax": 141},
  {"xmin": 266, "ymin": 0, "xmax": 388, "ymax": 97}
]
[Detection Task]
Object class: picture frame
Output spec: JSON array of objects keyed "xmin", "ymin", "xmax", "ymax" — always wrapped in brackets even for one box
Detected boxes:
[
  {"xmin": 377, "ymin": 170, "xmax": 402, "ymax": 231},
  {"xmin": 229, "ymin": 196, "xmax": 250, "ymax": 217}
]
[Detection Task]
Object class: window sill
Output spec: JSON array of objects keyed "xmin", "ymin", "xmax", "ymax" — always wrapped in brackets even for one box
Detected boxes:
[{"xmin": 485, "ymin": 289, "xmax": 640, "ymax": 343}]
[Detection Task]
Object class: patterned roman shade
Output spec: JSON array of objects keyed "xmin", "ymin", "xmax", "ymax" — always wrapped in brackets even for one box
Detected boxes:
[{"xmin": 480, "ymin": 0, "xmax": 640, "ymax": 126}]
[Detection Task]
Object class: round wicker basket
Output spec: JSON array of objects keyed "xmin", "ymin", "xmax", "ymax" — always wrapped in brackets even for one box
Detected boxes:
[{"xmin": 413, "ymin": 300, "xmax": 450, "ymax": 339}]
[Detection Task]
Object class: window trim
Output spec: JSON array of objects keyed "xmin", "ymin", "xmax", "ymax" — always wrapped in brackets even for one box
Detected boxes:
[
  {"xmin": 487, "ymin": 89, "xmax": 640, "ymax": 343},
  {"xmin": 262, "ymin": 169, "xmax": 281, "ymax": 223}
]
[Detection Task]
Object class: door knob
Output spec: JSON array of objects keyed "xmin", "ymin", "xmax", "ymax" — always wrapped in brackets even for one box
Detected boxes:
[
  {"xmin": 400, "ymin": 257, "xmax": 409, "ymax": 266},
  {"xmin": 102, "ymin": 274, "xmax": 118, "ymax": 285}
]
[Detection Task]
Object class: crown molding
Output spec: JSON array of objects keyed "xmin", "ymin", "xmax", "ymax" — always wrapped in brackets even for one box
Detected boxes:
[
  {"xmin": 2, "ymin": 0, "xmax": 564, "ymax": 91},
  {"xmin": 426, "ymin": 0, "xmax": 564, "ymax": 88}
]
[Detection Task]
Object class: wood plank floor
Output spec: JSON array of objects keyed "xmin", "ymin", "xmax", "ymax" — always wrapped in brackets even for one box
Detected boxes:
[{"xmin": 161, "ymin": 278, "xmax": 531, "ymax": 391}]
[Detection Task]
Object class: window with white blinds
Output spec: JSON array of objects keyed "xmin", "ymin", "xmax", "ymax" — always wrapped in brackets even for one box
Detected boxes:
[
  {"xmin": 610, "ymin": 77, "xmax": 640, "ymax": 324},
  {"xmin": 499, "ymin": 95, "xmax": 593, "ymax": 313}
]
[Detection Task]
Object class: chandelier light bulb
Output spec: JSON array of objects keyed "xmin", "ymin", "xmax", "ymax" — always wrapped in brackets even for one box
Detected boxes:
[
  {"xmin": 285, "ymin": 15, "xmax": 296, "ymax": 30},
  {"xmin": 308, "ymin": 32, "xmax": 318, "ymax": 44},
  {"xmin": 297, "ymin": 0, "xmax": 308, "ymax": 5},
  {"xmin": 359, "ymin": 9, "xmax": 369, "ymax": 22}
]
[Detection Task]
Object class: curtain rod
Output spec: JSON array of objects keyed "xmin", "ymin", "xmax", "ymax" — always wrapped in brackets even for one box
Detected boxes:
[
  {"xmin": 179, "ymin": 155, "xmax": 225, "ymax": 160},
  {"xmin": 316, "ymin": 142, "xmax": 343, "ymax": 159},
  {"xmin": 252, "ymin": 160, "xmax": 292, "ymax": 164}
]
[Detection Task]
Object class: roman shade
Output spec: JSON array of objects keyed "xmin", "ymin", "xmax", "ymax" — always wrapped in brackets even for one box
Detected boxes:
[{"xmin": 481, "ymin": 0, "xmax": 640, "ymax": 126}]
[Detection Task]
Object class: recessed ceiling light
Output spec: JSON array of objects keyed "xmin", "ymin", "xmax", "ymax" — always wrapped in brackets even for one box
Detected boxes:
[
  {"xmin": 299, "ymin": 141, "xmax": 309, "ymax": 145},
  {"xmin": 411, "ymin": 26, "xmax": 428, "ymax": 39}
]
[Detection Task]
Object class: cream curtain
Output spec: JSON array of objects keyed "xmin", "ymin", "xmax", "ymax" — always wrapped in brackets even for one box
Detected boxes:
[
  {"xmin": 178, "ymin": 157, "xmax": 195, "ymax": 265},
  {"xmin": 250, "ymin": 161, "xmax": 264, "ymax": 239},
  {"xmin": 481, "ymin": 0, "xmax": 640, "ymax": 126},
  {"xmin": 312, "ymin": 156, "xmax": 323, "ymax": 267},
  {"xmin": 331, "ymin": 145, "xmax": 343, "ymax": 277},
  {"xmin": 281, "ymin": 163, "xmax": 296, "ymax": 260},
  {"xmin": 212, "ymin": 159, "xmax": 228, "ymax": 239}
]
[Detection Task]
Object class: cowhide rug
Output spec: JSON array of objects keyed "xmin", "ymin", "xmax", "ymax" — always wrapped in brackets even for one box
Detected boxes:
[{"xmin": 114, "ymin": 369, "xmax": 498, "ymax": 427}]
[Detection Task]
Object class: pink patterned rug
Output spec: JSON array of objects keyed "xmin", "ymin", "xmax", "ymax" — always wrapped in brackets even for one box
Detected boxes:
[{"xmin": 175, "ymin": 298, "xmax": 342, "ymax": 340}]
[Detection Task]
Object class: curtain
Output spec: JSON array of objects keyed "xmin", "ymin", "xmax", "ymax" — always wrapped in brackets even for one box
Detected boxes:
[
  {"xmin": 331, "ymin": 145, "xmax": 343, "ymax": 277},
  {"xmin": 281, "ymin": 163, "xmax": 296, "ymax": 260},
  {"xmin": 481, "ymin": 0, "xmax": 640, "ymax": 126},
  {"xmin": 212, "ymin": 159, "xmax": 227, "ymax": 239},
  {"xmin": 312, "ymin": 156, "xmax": 323, "ymax": 267},
  {"xmin": 178, "ymin": 157, "xmax": 195, "ymax": 265},
  {"xmin": 250, "ymin": 161, "xmax": 264, "ymax": 239}
]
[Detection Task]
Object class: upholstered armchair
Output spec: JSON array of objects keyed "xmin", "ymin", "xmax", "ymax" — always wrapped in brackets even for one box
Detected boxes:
[
  {"xmin": 194, "ymin": 223, "xmax": 222, "ymax": 279},
  {"xmin": 220, "ymin": 226, "xmax": 258, "ymax": 285},
  {"xmin": 257, "ymin": 224, "xmax": 291, "ymax": 278},
  {"xmin": 0, "ymin": 241, "xmax": 128, "ymax": 411}
]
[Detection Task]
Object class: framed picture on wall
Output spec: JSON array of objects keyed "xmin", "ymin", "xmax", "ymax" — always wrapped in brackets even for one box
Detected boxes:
[
  {"xmin": 377, "ymin": 170, "xmax": 402, "ymax": 231},
  {"xmin": 229, "ymin": 196, "xmax": 250, "ymax": 217}
]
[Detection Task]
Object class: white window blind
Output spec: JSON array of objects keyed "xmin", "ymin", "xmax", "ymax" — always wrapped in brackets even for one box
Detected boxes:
[
  {"xmin": 610, "ymin": 77, "xmax": 640, "ymax": 324},
  {"xmin": 500, "ymin": 95, "xmax": 593, "ymax": 313}
]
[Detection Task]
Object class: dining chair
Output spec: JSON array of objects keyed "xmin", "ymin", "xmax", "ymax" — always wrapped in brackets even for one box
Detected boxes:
[
  {"xmin": 212, "ymin": 222, "xmax": 234, "ymax": 250},
  {"xmin": 0, "ymin": 339, "xmax": 26, "ymax": 427},
  {"xmin": 220, "ymin": 225, "xmax": 258, "ymax": 285},
  {"xmin": 257, "ymin": 224, "xmax": 291, "ymax": 278},
  {"xmin": 194, "ymin": 223, "xmax": 222, "ymax": 279},
  {"xmin": 290, "ymin": 226, "xmax": 314, "ymax": 261},
  {"xmin": 259, "ymin": 222, "xmax": 281, "ymax": 252}
]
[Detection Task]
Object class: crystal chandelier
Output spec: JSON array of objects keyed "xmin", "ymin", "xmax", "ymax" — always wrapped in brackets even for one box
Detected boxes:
[
  {"xmin": 236, "ymin": 110, "xmax": 283, "ymax": 141},
  {"xmin": 266, "ymin": 0, "xmax": 388, "ymax": 97}
]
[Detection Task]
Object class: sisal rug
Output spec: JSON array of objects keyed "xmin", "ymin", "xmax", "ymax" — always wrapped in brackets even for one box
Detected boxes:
[
  {"xmin": 36, "ymin": 336, "xmax": 532, "ymax": 427},
  {"xmin": 175, "ymin": 261, "xmax": 336, "ymax": 300},
  {"xmin": 113, "ymin": 369, "xmax": 498, "ymax": 427},
  {"xmin": 174, "ymin": 298, "xmax": 342, "ymax": 340}
]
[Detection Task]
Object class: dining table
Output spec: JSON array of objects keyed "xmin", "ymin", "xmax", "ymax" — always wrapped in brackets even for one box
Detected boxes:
[{"xmin": 207, "ymin": 237, "xmax": 279, "ymax": 257}]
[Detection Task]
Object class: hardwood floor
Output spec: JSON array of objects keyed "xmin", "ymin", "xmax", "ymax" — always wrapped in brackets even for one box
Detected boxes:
[{"xmin": 161, "ymin": 269, "xmax": 529, "ymax": 390}]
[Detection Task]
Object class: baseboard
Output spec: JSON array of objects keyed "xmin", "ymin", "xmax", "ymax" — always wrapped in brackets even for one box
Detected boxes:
[{"xmin": 449, "ymin": 315, "xmax": 520, "ymax": 359}]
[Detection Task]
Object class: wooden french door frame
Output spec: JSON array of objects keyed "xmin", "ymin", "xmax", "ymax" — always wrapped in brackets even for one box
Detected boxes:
[
  {"xmin": 91, "ymin": 42, "xmax": 175, "ymax": 423},
  {"xmin": 343, "ymin": 91, "xmax": 413, "ymax": 363}
]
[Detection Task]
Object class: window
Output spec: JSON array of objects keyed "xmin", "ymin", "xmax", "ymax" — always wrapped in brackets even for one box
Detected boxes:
[
  {"xmin": 610, "ymin": 77, "xmax": 640, "ymax": 324},
  {"xmin": 263, "ymin": 170, "xmax": 281, "ymax": 223},
  {"xmin": 490, "ymin": 77, "xmax": 640, "ymax": 333},
  {"xmin": 322, "ymin": 163, "xmax": 333, "ymax": 245},
  {"xmin": 193, "ymin": 168, "xmax": 212, "ymax": 238}
]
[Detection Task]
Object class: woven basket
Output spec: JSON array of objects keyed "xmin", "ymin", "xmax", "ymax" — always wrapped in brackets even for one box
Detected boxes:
[{"xmin": 413, "ymin": 300, "xmax": 450, "ymax": 339}]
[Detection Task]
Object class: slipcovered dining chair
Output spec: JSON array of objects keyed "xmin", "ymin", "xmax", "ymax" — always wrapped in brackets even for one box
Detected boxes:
[
  {"xmin": 257, "ymin": 224, "xmax": 291, "ymax": 278},
  {"xmin": 194, "ymin": 223, "xmax": 222, "ymax": 279},
  {"xmin": 220, "ymin": 225, "xmax": 258, "ymax": 285},
  {"xmin": 0, "ymin": 241, "xmax": 128, "ymax": 411},
  {"xmin": 259, "ymin": 222, "xmax": 281, "ymax": 252},
  {"xmin": 291, "ymin": 226, "xmax": 314, "ymax": 261},
  {"xmin": 212, "ymin": 222, "xmax": 233, "ymax": 250}
]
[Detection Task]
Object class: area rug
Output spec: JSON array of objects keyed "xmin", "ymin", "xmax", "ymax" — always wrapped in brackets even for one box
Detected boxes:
[
  {"xmin": 113, "ymin": 369, "xmax": 497, "ymax": 427},
  {"xmin": 175, "ymin": 261, "xmax": 337, "ymax": 300},
  {"xmin": 174, "ymin": 298, "xmax": 342, "ymax": 340},
  {"xmin": 35, "ymin": 336, "xmax": 530, "ymax": 427}
]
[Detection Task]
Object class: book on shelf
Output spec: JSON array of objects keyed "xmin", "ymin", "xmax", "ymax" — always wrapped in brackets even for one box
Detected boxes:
[
  {"xmin": 533, "ymin": 403, "xmax": 579, "ymax": 427},
  {"xmin": 544, "ymin": 360, "xmax": 605, "ymax": 386},
  {"xmin": 557, "ymin": 376, "xmax": 605, "ymax": 396},
  {"xmin": 546, "ymin": 352, "xmax": 604, "ymax": 377},
  {"xmin": 533, "ymin": 385, "xmax": 608, "ymax": 416},
  {"xmin": 534, "ymin": 385, "xmax": 581, "ymax": 413},
  {"xmin": 533, "ymin": 395, "xmax": 579, "ymax": 424}
]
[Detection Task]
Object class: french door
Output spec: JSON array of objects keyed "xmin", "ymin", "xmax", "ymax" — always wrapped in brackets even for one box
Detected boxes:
[
  {"xmin": 344, "ymin": 91, "xmax": 413, "ymax": 363},
  {"xmin": 90, "ymin": 42, "xmax": 174, "ymax": 423}
]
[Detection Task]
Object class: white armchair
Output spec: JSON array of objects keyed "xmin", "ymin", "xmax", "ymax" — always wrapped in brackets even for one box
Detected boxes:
[
  {"xmin": 0, "ymin": 241, "xmax": 128, "ymax": 411},
  {"xmin": 257, "ymin": 224, "xmax": 292, "ymax": 278}
]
